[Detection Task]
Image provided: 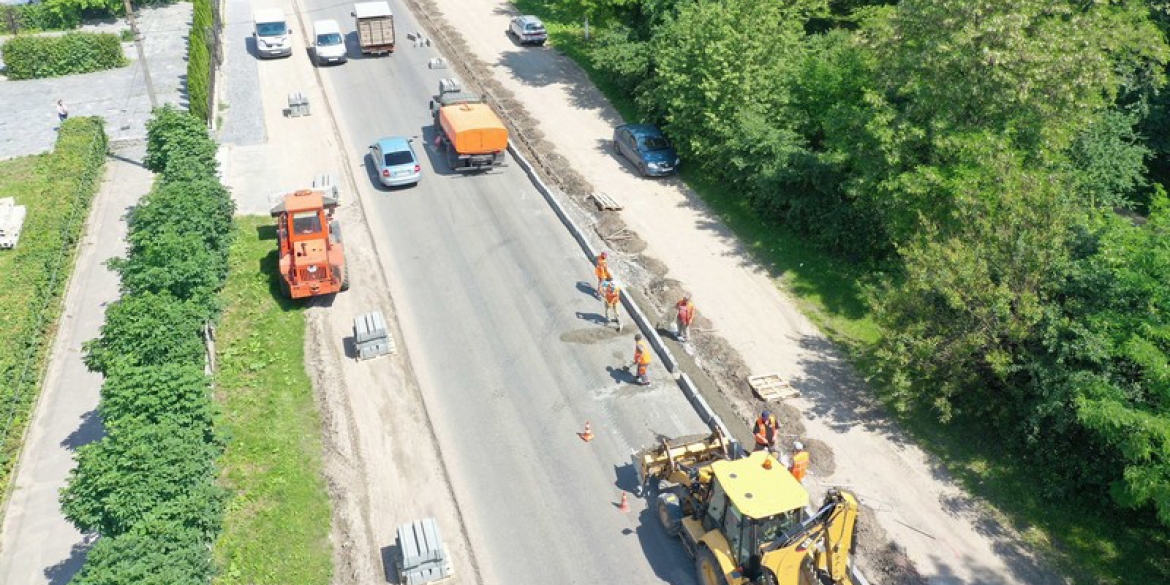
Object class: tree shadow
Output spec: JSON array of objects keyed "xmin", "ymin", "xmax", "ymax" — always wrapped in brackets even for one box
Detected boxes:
[
  {"xmin": 43, "ymin": 537, "xmax": 96, "ymax": 585},
  {"xmin": 60, "ymin": 409, "xmax": 103, "ymax": 452}
]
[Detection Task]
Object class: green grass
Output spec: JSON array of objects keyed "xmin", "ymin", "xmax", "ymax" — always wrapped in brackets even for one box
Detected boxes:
[
  {"xmin": 509, "ymin": 2, "xmax": 1170, "ymax": 582},
  {"xmin": 213, "ymin": 217, "xmax": 332, "ymax": 585},
  {"xmin": 0, "ymin": 118, "xmax": 106, "ymax": 493}
]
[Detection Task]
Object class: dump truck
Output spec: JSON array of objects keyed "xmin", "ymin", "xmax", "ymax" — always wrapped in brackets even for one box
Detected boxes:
[
  {"xmin": 429, "ymin": 78, "xmax": 508, "ymax": 172},
  {"xmin": 636, "ymin": 428, "xmax": 863, "ymax": 585},
  {"xmin": 353, "ymin": 1, "xmax": 395, "ymax": 55},
  {"xmin": 270, "ymin": 188, "xmax": 348, "ymax": 299}
]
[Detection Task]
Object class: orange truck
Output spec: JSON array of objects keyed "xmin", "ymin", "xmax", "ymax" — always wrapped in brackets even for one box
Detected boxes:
[
  {"xmin": 270, "ymin": 188, "xmax": 348, "ymax": 299},
  {"xmin": 429, "ymin": 79, "xmax": 507, "ymax": 172}
]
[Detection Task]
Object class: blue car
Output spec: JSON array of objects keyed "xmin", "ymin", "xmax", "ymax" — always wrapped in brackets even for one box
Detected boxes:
[
  {"xmin": 612, "ymin": 123, "xmax": 679, "ymax": 177},
  {"xmin": 369, "ymin": 137, "xmax": 421, "ymax": 188}
]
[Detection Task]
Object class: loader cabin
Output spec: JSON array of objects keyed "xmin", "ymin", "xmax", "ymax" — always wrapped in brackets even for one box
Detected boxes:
[{"xmin": 703, "ymin": 452, "xmax": 810, "ymax": 567}]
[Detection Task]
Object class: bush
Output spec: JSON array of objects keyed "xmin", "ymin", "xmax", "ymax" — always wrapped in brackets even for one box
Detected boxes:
[
  {"xmin": 99, "ymin": 364, "xmax": 214, "ymax": 437},
  {"xmin": 187, "ymin": 0, "xmax": 213, "ymax": 121},
  {"xmin": 1, "ymin": 31, "xmax": 127, "ymax": 80},
  {"xmin": 82, "ymin": 291, "xmax": 207, "ymax": 375},
  {"xmin": 144, "ymin": 105, "xmax": 218, "ymax": 174}
]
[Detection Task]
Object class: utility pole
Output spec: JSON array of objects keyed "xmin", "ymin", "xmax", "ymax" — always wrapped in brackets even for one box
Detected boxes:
[{"xmin": 122, "ymin": 0, "xmax": 158, "ymax": 109}]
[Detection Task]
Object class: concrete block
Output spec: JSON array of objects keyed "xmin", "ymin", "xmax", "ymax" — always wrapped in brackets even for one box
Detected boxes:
[
  {"xmin": 357, "ymin": 339, "xmax": 392, "ymax": 360},
  {"xmin": 354, "ymin": 311, "xmax": 388, "ymax": 344},
  {"xmin": 312, "ymin": 172, "xmax": 339, "ymax": 200},
  {"xmin": 287, "ymin": 91, "xmax": 310, "ymax": 117},
  {"xmin": 397, "ymin": 518, "xmax": 447, "ymax": 569}
]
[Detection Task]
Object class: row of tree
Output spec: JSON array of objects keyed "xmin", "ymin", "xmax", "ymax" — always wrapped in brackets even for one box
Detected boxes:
[
  {"xmin": 559, "ymin": 0, "xmax": 1170, "ymax": 530},
  {"xmin": 60, "ymin": 106, "xmax": 236, "ymax": 584}
]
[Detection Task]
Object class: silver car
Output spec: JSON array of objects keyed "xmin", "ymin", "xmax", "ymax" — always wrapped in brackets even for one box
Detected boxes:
[
  {"xmin": 508, "ymin": 15, "xmax": 547, "ymax": 46},
  {"xmin": 370, "ymin": 137, "xmax": 421, "ymax": 188}
]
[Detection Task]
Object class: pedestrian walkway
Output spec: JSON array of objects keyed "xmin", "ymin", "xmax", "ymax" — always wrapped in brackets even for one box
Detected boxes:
[
  {"xmin": 216, "ymin": 0, "xmax": 266, "ymax": 146},
  {"xmin": 0, "ymin": 143, "xmax": 152, "ymax": 585},
  {"xmin": 0, "ymin": 3, "xmax": 191, "ymax": 160}
]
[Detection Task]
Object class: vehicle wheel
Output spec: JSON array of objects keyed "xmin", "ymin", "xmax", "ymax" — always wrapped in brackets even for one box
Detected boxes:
[
  {"xmin": 536, "ymin": 40, "xmax": 546, "ymax": 46},
  {"xmin": 339, "ymin": 264, "xmax": 350, "ymax": 292},
  {"xmin": 656, "ymin": 492, "xmax": 682, "ymax": 537},
  {"xmin": 695, "ymin": 548, "xmax": 729, "ymax": 585}
]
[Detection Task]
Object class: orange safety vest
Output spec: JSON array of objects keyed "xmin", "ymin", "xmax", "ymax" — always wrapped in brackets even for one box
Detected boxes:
[
  {"xmin": 753, "ymin": 416, "xmax": 777, "ymax": 446},
  {"xmin": 604, "ymin": 284, "xmax": 621, "ymax": 306},
  {"xmin": 790, "ymin": 450, "xmax": 810, "ymax": 481},
  {"xmin": 634, "ymin": 340, "xmax": 652, "ymax": 365},
  {"xmin": 595, "ymin": 258, "xmax": 611, "ymax": 280},
  {"xmin": 677, "ymin": 300, "xmax": 695, "ymax": 325}
]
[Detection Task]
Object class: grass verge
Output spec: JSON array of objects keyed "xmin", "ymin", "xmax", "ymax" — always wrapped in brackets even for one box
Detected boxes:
[
  {"xmin": 213, "ymin": 216, "xmax": 332, "ymax": 585},
  {"xmin": 508, "ymin": 2, "xmax": 1168, "ymax": 582},
  {"xmin": 0, "ymin": 117, "xmax": 106, "ymax": 492}
]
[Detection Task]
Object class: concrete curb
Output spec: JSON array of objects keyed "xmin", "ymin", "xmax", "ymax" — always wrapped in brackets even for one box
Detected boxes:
[{"xmin": 508, "ymin": 143, "xmax": 715, "ymax": 424}]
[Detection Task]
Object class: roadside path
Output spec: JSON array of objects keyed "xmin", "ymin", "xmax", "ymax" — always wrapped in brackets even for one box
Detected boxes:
[{"xmin": 0, "ymin": 144, "xmax": 151, "ymax": 585}]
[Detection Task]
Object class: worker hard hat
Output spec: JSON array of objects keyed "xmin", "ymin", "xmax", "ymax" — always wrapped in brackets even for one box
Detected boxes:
[
  {"xmin": 761, "ymin": 410, "xmax": 771, "ymax": 419},
  {"xmin": 635, "ymin": 333, "xmax": 643, "ymax": 341},
  {"xmin": 793, "ymin": 441, "xmax": 805, "ymax": 451},
  {"xmin": 599, "ymin": 252, "xmax": 608, "ymax": 259}
]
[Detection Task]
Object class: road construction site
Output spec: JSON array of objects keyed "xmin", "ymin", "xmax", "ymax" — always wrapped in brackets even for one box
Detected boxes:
[{"xmin": 212, "ymin": 0, "xmax": 1063, "ymax": 582}]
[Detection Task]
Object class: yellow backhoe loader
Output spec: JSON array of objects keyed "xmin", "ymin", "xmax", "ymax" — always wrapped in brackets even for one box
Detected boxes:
[{"xmin": 635, "ymin": 429, "xmax": 861, "ymax": 585}]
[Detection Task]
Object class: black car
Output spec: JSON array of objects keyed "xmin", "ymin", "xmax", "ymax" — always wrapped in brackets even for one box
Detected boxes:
[{"xmin": 612, "ymin": 124, "xmax": 680, "ymax": 177}]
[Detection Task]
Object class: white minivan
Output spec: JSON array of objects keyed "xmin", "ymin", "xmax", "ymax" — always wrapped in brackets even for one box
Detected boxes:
[
  {"xmin": 312, "ymin": 19, "xmax": 348, "ymax": 65},
  {"xmin": 253, "ymin": 8, "xmax": 292, "ymax": 58}
]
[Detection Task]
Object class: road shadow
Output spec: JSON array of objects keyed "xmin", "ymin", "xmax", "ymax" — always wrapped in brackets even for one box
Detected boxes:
[
  {"xmin": 245, "ymin": 35, "xmax": 259, "ymax": 59},
  {"xmin": 612, "ymin": 462, "xmax": 640, "ymax": 492},
  {"xmin": 491, "ymin": 45, "xmax": 623, "ymax": 125},
  {"xmin": 632, "ymin": 504, "xmax": 699, "ymax": 585},
  {"xmin": 574, "ymin": 311, "xmax": 608, "ymax": 325},
  {"xmin": 60, "ymin": 409, "xmax": 103, "ymax": 452},
  {"xmin": 576, "ymin": 280, "xmax": 598, "ymax": 297},
  {"xmin": 43, "ymin": 537, "xmax": 96, "ymax": 585},
  {"xmin": 106, "ymin": 151, "xmax": 147, "ymax": 169}
]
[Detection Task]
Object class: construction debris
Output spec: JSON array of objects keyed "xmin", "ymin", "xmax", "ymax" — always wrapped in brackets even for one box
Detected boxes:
[{"xmin": 748, "ymin": 373, "xmax": 800, "ymax": 402}]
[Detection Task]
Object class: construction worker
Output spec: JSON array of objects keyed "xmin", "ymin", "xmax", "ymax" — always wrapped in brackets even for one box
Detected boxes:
[
  {"xmin": 753, "ymin": 410, "xmax": 778, "ymax": 452},
  {"xmin": 789, "ymin": 441, "xmax": 810, "ymax": 482},
  {"xmin": 602, "ymin": 279, "xmax": 622, "ymax": 331},
  {"xmin": 632, "ymin": 333, "xmax": 651, "ymax": 385},
  {"xmin": 594, "ymin": 252, "xmax": 612, "ymax": 298},
  {"xmin": 675, "ymin": 294, "xmax": 696, "ymax": 342}
]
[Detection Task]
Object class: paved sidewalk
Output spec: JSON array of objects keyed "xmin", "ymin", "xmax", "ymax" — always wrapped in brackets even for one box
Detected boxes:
[
  {"xmin": 216, "ymin": 0, "xmax": 265, "ymax": 146},
  {"xmin": 0, "ymin": 3, "xmax": 191, "ymax": 160},
  {"xmin": 0, "ymin": 144, "xmax": 151, "ymax": 585}
]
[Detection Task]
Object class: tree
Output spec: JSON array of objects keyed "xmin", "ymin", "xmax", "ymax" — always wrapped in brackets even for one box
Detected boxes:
[
  {"xmin": 98, "ymin": 364, "xmax": 214, "ymax": 437},
  {"xmin": 83, "ymin": 292, "xmax": 207, "ymax": 375},
  {"xmin": 60, "ymin": 420, "xmax": 220, "ymax": 537}
]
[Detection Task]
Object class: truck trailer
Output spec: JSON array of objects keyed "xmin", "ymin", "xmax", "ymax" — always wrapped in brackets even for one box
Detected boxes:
[
  {"xmin": 353, "ymin": 1, "xmax": 395, "ymax": 55},
  {"xmin": 429, "ymin": 79, "xmax": 508, "ymax": 172}
]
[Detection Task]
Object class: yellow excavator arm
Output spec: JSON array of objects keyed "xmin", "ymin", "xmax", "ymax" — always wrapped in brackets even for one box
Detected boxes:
[{"xmin": 761, "ymin": 489, "xmax": 859, "ymax": 585}]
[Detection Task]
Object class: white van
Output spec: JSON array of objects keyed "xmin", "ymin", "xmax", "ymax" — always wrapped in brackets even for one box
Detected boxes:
[
  {"xmin": 312, "ymin": 19, "xmax": 348, "ymax": 65},
  {"xmin": 253, "ymin": 8, "xmax": 292, "ymax": 58}
]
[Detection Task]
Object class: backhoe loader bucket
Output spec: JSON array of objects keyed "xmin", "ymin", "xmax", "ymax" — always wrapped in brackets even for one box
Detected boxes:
[{"xmin": 634, "ymin": 427, "xmax": 732, "ymax": 490}]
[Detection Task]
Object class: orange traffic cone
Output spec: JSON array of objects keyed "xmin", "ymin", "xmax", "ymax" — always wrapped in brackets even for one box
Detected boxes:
[
  {"xmin": 618, "ymin": 492, "xmax": 630, "ymax": 513},
  {"xmin": 579, "ymin": 421, "xmax": 594, "ymax": 442}
]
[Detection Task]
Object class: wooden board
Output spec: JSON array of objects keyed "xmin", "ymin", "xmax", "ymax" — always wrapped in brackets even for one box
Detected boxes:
[
  {"xmin": 748, "ymin": 373, "xmax": 799, "ymax": 401},
  {"xmin": 590, "ymin": 191, "xmax": 623, "ymax": 211}
]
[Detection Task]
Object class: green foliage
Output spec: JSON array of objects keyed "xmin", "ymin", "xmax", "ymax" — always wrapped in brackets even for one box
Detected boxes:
[
  {"xmin": 0, "ymin": 31, "xmax": 126, "ymax": 80},
  {"xmin": 1067, "ymin": 109, "xmax": 1151, "ymax": 210},
  {"xmin": 144, "ymin": 105, "xmax": 218, "ymax": 174},
  {"xmin": 188, "ymin": 0, "xmax": 214, "ymax": 121},
  {"xmin": 60, "ymin": 420, "xmax": 220, "ymax": 536},
  {"xmin": 0, "ymin": 117, "xmax": 105, "ymax": 492},
  {"xmin": 64, "ymin": 105, "xmax": 234, "ymax": 585},
  {"xmin": 83, "ymin": 291, "xmax": 207, "ymax": 374},
  {"xmin": 99, "ymin": 364, "xmax": 214, "ymax": 436}
]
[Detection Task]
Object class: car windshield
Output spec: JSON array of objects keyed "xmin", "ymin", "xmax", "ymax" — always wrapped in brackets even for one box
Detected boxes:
[
  {"xmin": 257, "ymin": 21, "xmax": 286, "ymax": 36},
  {"xmin": 384, "ymin": 150, "xmax": 414, "ymax": 166},
  {"xmin": 317, "ymin": 33, "xmax": 343, "ymax": 46},
  {"xmin": 292, "ymin": 211, "xmax": 322, "ymax": 235},
  {"xmin": 640, "ymin": 135, "xmax": 671, "ymax": 151},
  {"xmin": 525, "ymin": 23, "xmax": 544, "ymax": 31}
]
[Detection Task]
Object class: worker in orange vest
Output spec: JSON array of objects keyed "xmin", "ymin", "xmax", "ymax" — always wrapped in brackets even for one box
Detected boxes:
[
  {"xmin": 594, "ymin": 252, "xmax": 612, "ymax": 298},
  {"xmin": 632, "ymin": 333, "xmax": 651, "ymax": 385},
  {"xmin": 789, "ymin": 441, "xmax": 810, "ymax": 482},
  {"xmin": 602, "ymin": 279, "xmax": 622, "ymax": 331},
  {"xmin": 753, "ymin": 410, "xmax": 778, "ymax": 452},
  {"xmin": 675, "ymin": 294, "xmax": 696, "ymax": 342}
]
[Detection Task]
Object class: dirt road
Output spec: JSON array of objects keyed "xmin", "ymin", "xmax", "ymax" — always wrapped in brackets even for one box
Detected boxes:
[{"xmin": 405, "ymin": 1, "xmax": 1063, "ymax": 583}]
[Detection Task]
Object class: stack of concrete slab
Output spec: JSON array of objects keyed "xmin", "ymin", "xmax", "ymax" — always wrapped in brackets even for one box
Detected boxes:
[
  {"xmin": 286, "ymin": 91, "xmax": 311, "ymax": 117},
  {"xmin": 0, "ymin": 197, "xmax": 27, "ymax": 250},
  {"xmin": 354, "ymin": 310, "xmax": 395, "ymax": 360},
  {"xmin": 312, "ymin": 172, "xmax": 339, "ymax": 201},
  {"xmin": 396, "ymin": 518, "xmax": 452, "ymax": 585}
]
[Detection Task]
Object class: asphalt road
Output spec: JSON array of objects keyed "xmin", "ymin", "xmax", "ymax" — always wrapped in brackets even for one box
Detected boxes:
[{"xmin": 293, "ymin": 0, "xmax": 710, "ymax": 582}]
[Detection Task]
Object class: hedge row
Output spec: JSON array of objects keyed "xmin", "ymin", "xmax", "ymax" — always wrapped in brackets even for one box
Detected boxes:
[
  {"xmin": 1, "ymin": 31, "xmax": 126, "ymax": 80},
  {"xmin": 62, "ymin": 106, "xmax": 235, "ymax": 584},
  {"xmin": 0, "ymin": 117, "xmax": 106, "ymax": 489},
  {"xmin": 187, "ymin": 0, "xmax": 213, "ymax": 121}
]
